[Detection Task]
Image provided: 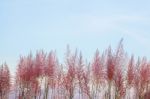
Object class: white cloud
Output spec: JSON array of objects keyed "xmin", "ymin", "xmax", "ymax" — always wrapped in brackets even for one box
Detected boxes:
[{"xmin": 69, "ymin": 14, "xmax": 150, "ymax": 36}]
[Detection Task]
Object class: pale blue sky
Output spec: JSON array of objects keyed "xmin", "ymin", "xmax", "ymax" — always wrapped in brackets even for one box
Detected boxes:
[{"xmin": 1, "ymin": 0, "xmax": 150, "ymax": 73}]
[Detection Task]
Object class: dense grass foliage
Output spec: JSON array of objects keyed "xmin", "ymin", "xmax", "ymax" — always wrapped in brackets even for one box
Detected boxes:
[{"xmin": 1, "ymin": 40, "xmax": 150, "ymax": 99}]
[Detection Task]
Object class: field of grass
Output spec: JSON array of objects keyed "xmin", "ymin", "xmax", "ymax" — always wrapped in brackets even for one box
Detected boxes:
[{"xmin": 1, "ymin": 40, "xmax": 150, "ymax": 99}]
